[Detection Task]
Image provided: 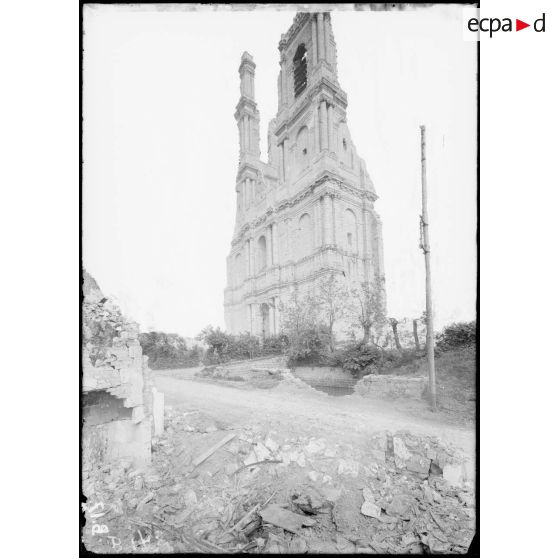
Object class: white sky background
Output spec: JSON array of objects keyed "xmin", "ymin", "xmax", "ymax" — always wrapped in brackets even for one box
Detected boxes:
[{"xmin": 83, "ymin": 4, "xmax": 477, "ymax": 338}]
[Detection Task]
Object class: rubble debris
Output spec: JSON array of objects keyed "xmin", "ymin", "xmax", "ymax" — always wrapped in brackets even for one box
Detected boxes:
[
  {"xmin": 82, "ymin": 406, "xmax": 476, "ymax": 555},
  {"xmin": 191, "ymin": 433, "xmax": 237, "ymax": 468},
  {"xmin": 82, "ymin": 270, "xmax": 163, "ymax": 469},
  {"xmin": 259, "ymin": 504, "xmax": 316, "ymax": 533},
  {"xmin": 385, "ymin": 493, "xmax": 415, "ymax": 520},
  {"xmin": 292, "ymin": 487, "xmax": 328, "ymax": 515},
  {"xmin": 360, "ymin": 500, "xmax": 382, "ymax": 519}
]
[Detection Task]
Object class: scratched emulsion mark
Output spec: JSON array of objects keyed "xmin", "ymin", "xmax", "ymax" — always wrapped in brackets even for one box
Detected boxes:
[{"xmin": 82, "ymin": 500, "xmax": 157, "ymax": 553}]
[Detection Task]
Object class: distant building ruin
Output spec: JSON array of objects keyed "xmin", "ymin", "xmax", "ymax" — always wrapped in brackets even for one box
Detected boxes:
[
  {"xmin": 224, "ymin": 12, "xmax": 385, "ymax": 338},
  {"xmin": 82, "ymin": 271, "xmax": 164, "ymax": 469}
]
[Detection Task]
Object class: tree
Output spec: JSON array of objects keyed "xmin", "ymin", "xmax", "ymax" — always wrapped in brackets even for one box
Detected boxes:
[
  {"xmin": 412, "ymin": 318, "xmax": 421, "ymax": 352},
  {"xmin": 347, "ymin": 276, "xmax": 387, "ymax": 346},
  {"xmin": 196, "ymin": 325, "xmax": 230, "ymax": 363},
  {"xmin": 388, "ymin": 317, "xmax": 403, "ymax": 351},
  {"xmin": 279, "ymin": 290, "xmax": 329, "ymax": 363},
  {"xmin": 315, "ymin": 272, "xmax": 349, "ymax": 352}
]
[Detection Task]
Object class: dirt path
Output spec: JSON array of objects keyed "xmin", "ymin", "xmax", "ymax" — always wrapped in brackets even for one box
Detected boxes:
[{"xmin": 154, "ymin": 373, "xmax": 475, "ymax": 458}]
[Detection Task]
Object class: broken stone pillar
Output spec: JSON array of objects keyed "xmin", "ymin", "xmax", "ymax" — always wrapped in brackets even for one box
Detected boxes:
[{"xmin": 152, "ymin": 387, "xmax": 165, "ymax": 436}]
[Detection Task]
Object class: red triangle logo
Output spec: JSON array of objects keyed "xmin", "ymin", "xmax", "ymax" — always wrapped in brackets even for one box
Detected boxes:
[{"xmin": 516, "ymin": 19, "xmax": 530, "ymax": 31}]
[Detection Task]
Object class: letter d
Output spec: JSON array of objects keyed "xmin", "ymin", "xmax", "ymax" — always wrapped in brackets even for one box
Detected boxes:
[{"xmin": 534, "ymin": 13, "xmax": 545, "ymax": 32}]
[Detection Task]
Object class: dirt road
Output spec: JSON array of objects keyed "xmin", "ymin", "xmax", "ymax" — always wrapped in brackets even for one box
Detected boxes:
[{"xmin": 154, "ymin": 372, "xmax": 475, "ymax": 458}]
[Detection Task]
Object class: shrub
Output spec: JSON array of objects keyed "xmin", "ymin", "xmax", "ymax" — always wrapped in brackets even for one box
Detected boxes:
[
  {"xmin": 327, "ymin": 343, "xmax": 385, "ymax": 377},
  {"xmin": 436, "ymin": 321, "xmax": 476, "ymax": 352},
  {"xmin": 286, "ymin": 325, "xmax": 330, "ymax": 367},
  {"xmin": 328, "ymin": 345, "xmax": 423, "ymax": 377},
  {"xmin": 139, "ymin": 331, "xmax": 202, "ymax": 369},
  {"xmin": 196, "ymin": 326, "xmax": 285, "ymax": 365}
]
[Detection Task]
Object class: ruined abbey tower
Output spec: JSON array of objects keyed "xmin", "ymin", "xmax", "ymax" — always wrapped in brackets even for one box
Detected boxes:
[{"xmin": 224, "ymin": 12, "xmax": 385, "ymax": 337}]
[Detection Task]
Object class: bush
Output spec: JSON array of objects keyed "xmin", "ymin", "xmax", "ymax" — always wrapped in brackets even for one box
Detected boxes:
[
  {"xmin": 328, "ymin": 345, "xmax": 422, "ymax": 377},
  {"xmin": 197, "ymin": 326, "xmax": 285, "ymax": 365},
  {"xmin": 436, "ymin": 321, "xmax": 476, "ymax": 352},
  {"xmin": 327, "ymin": 343, "xmax": 385, "ymax": 377},
  {"xmin": 140, "ymin": 331, "xmax": 201, "ymax": 369},
  {"xmin": 286, "ymin": 325, "xmax": 330, "ymax": 367}
]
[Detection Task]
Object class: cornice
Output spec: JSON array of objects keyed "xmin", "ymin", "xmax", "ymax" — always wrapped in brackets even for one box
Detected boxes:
[
  {"xmin": 230, "ymin": 172, "xmax": 377, "ymax": 247},
  {"xmin": 278, "ymin": 12, "xmax": 311, "ymax": 52}
]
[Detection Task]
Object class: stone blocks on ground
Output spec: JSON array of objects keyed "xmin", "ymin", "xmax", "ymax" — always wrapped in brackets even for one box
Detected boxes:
[{"xmin": 369, "ymin": 429, "xmax": 469, "ymax": 487}]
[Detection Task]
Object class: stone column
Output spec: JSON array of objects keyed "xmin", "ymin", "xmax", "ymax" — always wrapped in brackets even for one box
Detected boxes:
[
  {"xmin": 362, "ymin": 210, "xmax": 370, "ymax": 280},
  {"xmin": 317, "ymin": 13, "xmax": 325, "ymax": 61},
  {"xmin": 331, "ymin": 195, "xmax": 338, "ymax": 246},
  {"xmin": 375, "ymin": 214, "xmax": 385, "ymax": 278},
  {"xmin": 278, "ymin": 143, "xmax": 284, "ymax": 182},
  {"xmin": 250, "ymin": 237, "xmax": 256, "ymax": 276},
  {"xmin": 324, "ymin": 13, "xmax": 331, "ymax": 64},
  {"xmin": 323, "ymin": 194, "xmax": 333, "ymax": 245},
  {"xmin": 319, "ymin": 100, "xmax": 328, "ymax": 151},
  {"xmin": 327, "ymin": 104, "xmax": 334, "ymax": 154},
  {"xmin": 313, "ymin": 105, "xmax": 320, "ymax": 154},
  {"xmin": 265, "ymin": 226, "xmax": 273, "ymax": 268},
  {"xmin": 245, "ymin": 240, "xmax": 250, "ymax": 276},
  {"xmin": 313, "ymin": 202, "xmax": 321, "ymax": 248},
  {"xmin": 286, "ymin": 218, "xmax": 294, "ymax": 261},
  {"xmin": 280, "ymin": 58, "xmax": 287, "ymax": 106},
  {"xmin": 311, "ymin": 15, "xmax": 318, "ymax": 67},
  {"xmin": 363, "ymin": 209, "xmax": 371, "ymax": 258},
  {"xmin": 283, "ymin": 137, "xmax": 289, "ymax": 182},
  {"xmin": 239, "ymin": 120, "xmax": 244, "ymax": 152},
  {"xmin": 365, "ymin": 211, "xmax": 373, "ymax": 259},
  {"xmin": 272, "ymin": 222, "xmax": 279, "ymax": 264},
  {"xmin": 269, "ymin": 301, "xmax": 276, "ymax": 335},
  {"xmin": 243, "ymin": 116, "xmax": 249, "ymax": 151}
]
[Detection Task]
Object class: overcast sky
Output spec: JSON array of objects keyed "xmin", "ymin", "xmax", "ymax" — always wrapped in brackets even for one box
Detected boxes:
[{"xmin": 83, "ymin": 4, "xmax": 477, "ymax": 338}]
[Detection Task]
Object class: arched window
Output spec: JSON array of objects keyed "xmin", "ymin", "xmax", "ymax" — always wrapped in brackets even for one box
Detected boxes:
[
  {"xmin": 293, "ymin": 44, "xmax": 308, "ymax": 98},
  {"xmin": 345, "ymin": 208, "xmax": 358, "ymax": 254},
  {"xmin": 257, "ymin": 235, "xmax": 267, "ymax": 272},
  {"xmin": 296, "ymin": 126, "xmax": 309, "ymax": 170},
  {"xmin": 298, "ymin": 213, "xmax": 313, "ymax": 258}
]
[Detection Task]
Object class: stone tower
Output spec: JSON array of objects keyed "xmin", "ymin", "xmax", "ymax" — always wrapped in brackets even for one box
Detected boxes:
[{"xmin": 224, "ymin": 12, "xmax": 385, "ymax": 338}]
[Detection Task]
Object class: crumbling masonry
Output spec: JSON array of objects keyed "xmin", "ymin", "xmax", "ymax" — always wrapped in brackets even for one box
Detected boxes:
[{"xmin": 82, "ymin": 271, "xmax": 164, "ymax": 469}]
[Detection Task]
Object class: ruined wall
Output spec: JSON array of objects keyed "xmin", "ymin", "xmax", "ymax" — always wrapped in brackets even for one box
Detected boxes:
[
  {"xmin": 291, "ymin": 366, "xmax": 355, "ymax": 389},
  {"xmin": 355, "ymin": 374, "xmax": 426, "ymax": 400},
  {"xmin": 82, "ymin": 271, "xmax": 163, "ymax": 469}
]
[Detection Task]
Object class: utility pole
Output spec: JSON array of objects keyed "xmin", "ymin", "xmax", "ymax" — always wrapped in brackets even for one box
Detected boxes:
[{"xmin": 419, "ymin": 125, "xmax": 437, "ymax": 411}]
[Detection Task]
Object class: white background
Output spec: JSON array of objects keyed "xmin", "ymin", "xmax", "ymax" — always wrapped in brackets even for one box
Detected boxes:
[{"xmin": 0, "ymin": 1, "xmax": 557, "ymax": 556}]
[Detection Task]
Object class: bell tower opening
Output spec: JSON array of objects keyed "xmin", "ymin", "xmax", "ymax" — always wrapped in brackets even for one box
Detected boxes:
[{"xmin": 293, "ymin": 44, "xmax": 308, "ymax": 98}]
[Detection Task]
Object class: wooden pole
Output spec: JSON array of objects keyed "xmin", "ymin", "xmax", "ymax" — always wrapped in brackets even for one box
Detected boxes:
[{"xmin": 419, "ymin": 125, "xmax": 437, "ymax": 411}]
